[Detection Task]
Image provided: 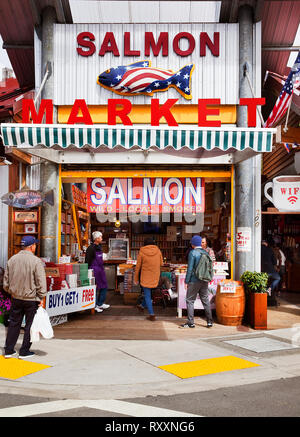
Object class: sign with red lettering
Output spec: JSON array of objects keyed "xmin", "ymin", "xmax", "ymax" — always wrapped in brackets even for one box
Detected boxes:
[
  {"xmin": 236, "ymin": 227, "xmax": 251, "ymax": 252},
  {"xmin": 87, "ymin": 177, "xmax": 205, "ymax": 214}
]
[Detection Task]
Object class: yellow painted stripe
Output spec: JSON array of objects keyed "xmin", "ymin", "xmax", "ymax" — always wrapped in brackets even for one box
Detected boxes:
[
  {"xmin": 0, "ymin": 356, "xmax": 51, "ymax": 380},
  {"xmin": 159, "ymin": 356, "xmax": 260, "ymax": 379},
  {"xmin": 58, "ymin": 105, "xmax": 236, "ymax": 125}
]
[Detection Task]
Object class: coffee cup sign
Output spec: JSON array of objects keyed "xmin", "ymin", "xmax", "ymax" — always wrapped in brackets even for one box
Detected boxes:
[{"xmin": 264, "ymin": 176, "xmax": 300, "ymax": 212}]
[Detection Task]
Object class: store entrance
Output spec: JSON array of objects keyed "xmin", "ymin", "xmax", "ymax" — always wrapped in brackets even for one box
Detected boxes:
[{"xmin": 58, "ymin": 170, "xmax": 233, "ymax": 319}]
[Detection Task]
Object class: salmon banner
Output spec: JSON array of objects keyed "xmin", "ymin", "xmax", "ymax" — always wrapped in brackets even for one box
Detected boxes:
[{"xmin": 87, "ymin": 177, "xmax": 205, "ymax": 214}]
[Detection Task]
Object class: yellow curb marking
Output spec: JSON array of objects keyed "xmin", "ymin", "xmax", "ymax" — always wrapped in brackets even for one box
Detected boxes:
[
  {"xmin": 0, "ymin": 356, "xmax": 51, "ymax": 380},
  {"xmin": 159, "ymin": 355, "xmax": 260, "ymax": 379}
]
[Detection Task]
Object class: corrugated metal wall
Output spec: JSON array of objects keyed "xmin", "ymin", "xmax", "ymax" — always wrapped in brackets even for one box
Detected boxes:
[
  {"xmin": 54, "ymin": 23, "xmax": 240, "ymax": 105},
  {"xmin": 0, "ymin": 166, "xmax": 9, "ymax": 269}
]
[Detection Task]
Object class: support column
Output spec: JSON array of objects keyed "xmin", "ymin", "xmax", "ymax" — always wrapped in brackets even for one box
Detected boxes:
[
  {"xmin": 40, "ymin": 6, "xmax": 59, "ymax": 261},
  {"xmin": 234, "ymin": 4, "xmax": 261, "ymax": 279}
]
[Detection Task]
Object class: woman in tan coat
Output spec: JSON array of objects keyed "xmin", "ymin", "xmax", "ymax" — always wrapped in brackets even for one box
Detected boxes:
[{"xmin": 134, "ymin": 237, "xmax": 163, "ymax": 321}]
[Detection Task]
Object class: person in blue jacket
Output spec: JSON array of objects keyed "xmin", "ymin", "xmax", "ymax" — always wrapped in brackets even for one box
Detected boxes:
[{"xmin": 180, "ymin": 235, "xmax": 213, "ymax": 329}]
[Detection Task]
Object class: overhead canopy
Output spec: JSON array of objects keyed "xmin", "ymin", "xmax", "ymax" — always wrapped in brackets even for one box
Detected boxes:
[{"xmin": 1, "ymin": 124, "xmax": 276, "ymax": 153}]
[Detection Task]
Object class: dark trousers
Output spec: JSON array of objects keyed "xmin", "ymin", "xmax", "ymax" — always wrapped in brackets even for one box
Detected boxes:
[
  {"xmin": 5, "ymin": 298, "xmax": 38, "ymax": 355},
  {"xmin": 186, "ymin": 281, "xmax": 213, "ymax": 325}
]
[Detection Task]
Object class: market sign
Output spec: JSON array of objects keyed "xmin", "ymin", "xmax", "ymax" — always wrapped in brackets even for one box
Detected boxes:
[{"xmin": 87, "ymin": 177, "xmax": 205, "ymax": 214}]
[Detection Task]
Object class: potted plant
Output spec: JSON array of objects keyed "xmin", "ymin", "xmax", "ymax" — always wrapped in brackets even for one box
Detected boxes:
[
  {"xmin": 240, "ymin": 271, "xmax": 269, "ymax": 330},
  {"xmin": 0, "ymin": 290, "xmax": 11, "ymax": 327}
]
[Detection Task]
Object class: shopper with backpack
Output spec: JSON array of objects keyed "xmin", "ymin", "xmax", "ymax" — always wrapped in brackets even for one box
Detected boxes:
[{"xmin": 180, "ymin": 235, "xmax": 213, "ymax": 329}]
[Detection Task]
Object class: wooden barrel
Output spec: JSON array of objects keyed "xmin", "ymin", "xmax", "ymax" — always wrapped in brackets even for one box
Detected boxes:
[{"xmin": 215, "ymin": 280, "xmax": 245, "ymax": 326}]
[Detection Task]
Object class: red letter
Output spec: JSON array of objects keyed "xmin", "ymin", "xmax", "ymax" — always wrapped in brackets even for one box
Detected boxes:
[
  {"xmin": 198, "ymin": 99, "xmax": 221, "ymax": 127},
  {"xmin": 200, "ymin": 32, "xmax": 219, "ymax": 57},
  {"xmin": 99, "ymin": 32, "xmax": 120, "ymax": 56},
  {"xmin": 77, "ymin": 32, "xmax": 96, "ymax": 57},
  {"xmin": 124, "ymin": 32, "xmax": 140, "ymax": 56},
  {"xmin": 67, "ymin": 100, "xmax": 93, "ymax": 125},
  {"xmin": 173, "ymin": 32, "xmax": 195, "ymax": 57},
  {"xmin": 151, "ymin": 99, "xmax": 178, "ymax": 126},
  {"xmin": 145, "ymin": 32, "xmax": 168, "ymax": 56},
  {"xmin": 239, "ymin": 98, "xmax": 265, "ymax": 127},
  {"xmin": 22, "ymin": 99, "xmax": 53, "ymax": 123},
  {"xmin": 107, "ymin": 99, "xmax": 132, "ymax": 125}
]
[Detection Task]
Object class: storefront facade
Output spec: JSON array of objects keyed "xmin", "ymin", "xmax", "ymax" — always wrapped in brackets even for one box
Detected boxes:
[{"xmin": 1, "ymin": 4, "xmax": 277, "ymax": 285}]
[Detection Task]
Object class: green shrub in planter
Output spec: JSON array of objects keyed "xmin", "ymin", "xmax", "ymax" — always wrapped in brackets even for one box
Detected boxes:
[{"xmin": 240, "ymin": 271, "xmax": 269, "ymax": 294}]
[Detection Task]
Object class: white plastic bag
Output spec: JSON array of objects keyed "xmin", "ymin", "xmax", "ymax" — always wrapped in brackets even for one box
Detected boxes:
[{"xmin": 30, "ymin": 306, "xmax": 54, "ymax": 342}]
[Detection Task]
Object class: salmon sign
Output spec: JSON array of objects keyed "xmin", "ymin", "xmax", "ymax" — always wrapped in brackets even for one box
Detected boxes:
[{"xmin": 87, "ymin": 177, "xmax": 205, "ymax": 214}]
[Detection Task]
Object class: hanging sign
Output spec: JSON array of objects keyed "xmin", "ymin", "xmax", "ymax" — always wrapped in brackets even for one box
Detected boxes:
[
  {"xmin": 236, "ymin": 227, "xmax": 251, "ymax": 252},
  {"xmin": 87, "ymin": 177, "xmax": 205, "ymax": 214},
  {"xmin": 264, "ymin": 175, "xmax": 300, "ymax": 212}
]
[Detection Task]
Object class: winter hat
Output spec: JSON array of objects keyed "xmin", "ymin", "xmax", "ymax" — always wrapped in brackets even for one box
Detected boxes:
[{"xmin": 190, "ymin": 235, "xmax": 202, "ymax": 247}]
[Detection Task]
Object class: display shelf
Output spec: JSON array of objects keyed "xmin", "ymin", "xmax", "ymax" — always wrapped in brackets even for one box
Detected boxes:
[
  {"xmin": 9, "ymin": 207, "xmax": 41, "ymax": 258},
  {"xmin": 60, "ymin": 199, "xmax": 79, "ymax": 258}
]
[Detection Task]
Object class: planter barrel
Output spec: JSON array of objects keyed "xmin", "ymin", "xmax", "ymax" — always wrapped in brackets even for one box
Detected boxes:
[
  {"xmin": 249, "ymin": 292, "xmax": 267, "ymax": 330},
  {"xmin": 215, "ymin": 280, "xmax": 245, "ymax": 326}
]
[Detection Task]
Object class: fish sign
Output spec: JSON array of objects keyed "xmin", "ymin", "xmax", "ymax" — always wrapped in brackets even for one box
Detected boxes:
[
  {"xmin": 1, "ymin": 189, "xmax": 54, "ymax": 209},
  {"xmin": 97, "ymin": 60, "xmax": 194, "ymax": 100}
]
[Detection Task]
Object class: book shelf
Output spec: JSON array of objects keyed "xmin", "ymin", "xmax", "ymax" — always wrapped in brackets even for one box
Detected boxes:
[
  {"xmin": 61, "ymin": 199, "xmax": 78, "ymax": 257},
  {"xmin": 10, "ymin": 207, "xmax": 41, "ymax": 258}
]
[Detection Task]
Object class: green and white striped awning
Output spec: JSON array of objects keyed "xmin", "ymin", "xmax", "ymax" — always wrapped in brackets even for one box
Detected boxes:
[{"xmin": 1, "ymin": 124, "xmax": 275, "ymax": 152}]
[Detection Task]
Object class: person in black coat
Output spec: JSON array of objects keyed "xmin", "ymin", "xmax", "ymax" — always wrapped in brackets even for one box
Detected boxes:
[{"xmin": 261, "ymin": 240, "xmax": 280, "ymax": 305}]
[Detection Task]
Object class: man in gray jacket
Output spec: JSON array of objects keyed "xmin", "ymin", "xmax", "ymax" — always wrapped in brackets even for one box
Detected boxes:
[
  {"xmin": 180, "ymin": 235, "xmax": 213, "ymax": 329},
  {"xmin": 3, "ymin": 236, "xmax": 47, "ymax": 358}
]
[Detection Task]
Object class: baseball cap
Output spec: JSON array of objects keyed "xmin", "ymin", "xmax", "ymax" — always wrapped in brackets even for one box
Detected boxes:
[
  {"xmin": 21, "ymin": 235, "xmax": 40, "ymax": 247},
  {"xmin": 191, "ymin": 235, "xmax": 202, "ymax": 247}
]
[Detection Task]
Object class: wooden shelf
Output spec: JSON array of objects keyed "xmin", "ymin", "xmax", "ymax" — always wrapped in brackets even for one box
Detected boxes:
[{"xmin": 10, "ymin": 207, "xmax": 41, "ymax": 258}]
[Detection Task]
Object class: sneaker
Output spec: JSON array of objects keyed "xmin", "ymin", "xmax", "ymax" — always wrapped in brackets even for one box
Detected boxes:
[
  {"xmin": 207, "ymin": 321, "xmax": 213, "ymax": 328},
  {"xmin": 98, "ymin": 304, "xmax": 110, "ymax": 310},
  {"xmin": 19, "ymin": 351, "xmax": 35, "ymax": 359},
  {"xmin": 179, "ymin": 323, "xmax": 195, "ymax": 328},
  {"xmin": 4, "ymin": 350, "xmax": 17, "ymax": 358},
  {"xmin": 95, "ymin": 306, "xmax": 103, "ymax": 313}
]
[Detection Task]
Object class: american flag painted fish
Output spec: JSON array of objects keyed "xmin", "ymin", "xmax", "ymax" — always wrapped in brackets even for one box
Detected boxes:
[
  {"xmin": 1, "ymin": 188, "xmax": 54, "ymax": 209},
  {"xmin": 97, "ymin": 60, "xmax": 195, "ymax": 100}
]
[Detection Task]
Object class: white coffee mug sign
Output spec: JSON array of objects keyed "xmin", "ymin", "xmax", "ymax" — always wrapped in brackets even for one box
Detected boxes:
[{"xmin": 264, "ymin": 176, "xmax": 300, "ymax": 212}]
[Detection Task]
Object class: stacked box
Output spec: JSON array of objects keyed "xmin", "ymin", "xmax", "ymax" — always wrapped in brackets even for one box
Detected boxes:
[
  {"xmin": 65, "ymin": 264, "xmax": 73, "ymax": 275},
  {"xmin": 66, "ymin": 274, "xmax": 77, "ymax": 288},
  {"xmin": 79, "ymin": 263, "xmax": 89, "ymax": 286},
  {"xmin": 55, "ymin": 264, "xmax": 66, "ymax": 281},
  {"xmin": 47, "ymin": 277, "xmax": 62, "ymax": 291}
]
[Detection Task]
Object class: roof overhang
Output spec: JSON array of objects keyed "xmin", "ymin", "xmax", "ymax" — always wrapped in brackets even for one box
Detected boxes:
[{"xmin": 1, "ymin": 123, "xmax": 276, "ymax": 165}]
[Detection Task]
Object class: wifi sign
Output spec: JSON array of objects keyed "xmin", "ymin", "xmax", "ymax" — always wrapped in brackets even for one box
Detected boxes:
[
  {"xmin": 288, "ymin": 196, "xmax": 298, "ymax": 204},
  {"xmin": 264, "ymin": 176, "xmax": 300, "ymax": 212}
]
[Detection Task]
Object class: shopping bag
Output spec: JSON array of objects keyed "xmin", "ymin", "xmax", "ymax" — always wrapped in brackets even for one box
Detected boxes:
[{"xmin": 30, "ymin": 306, "xmax": 54, "ymax": 342}]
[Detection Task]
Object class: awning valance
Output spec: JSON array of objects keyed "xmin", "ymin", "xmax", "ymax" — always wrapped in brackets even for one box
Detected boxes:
[{"xmin": 1, "ymin": 124, "xmax": 276, "ymax": 152}]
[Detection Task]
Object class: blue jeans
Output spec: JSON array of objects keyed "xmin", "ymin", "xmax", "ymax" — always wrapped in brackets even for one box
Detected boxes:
[
  {"xmin": 96, "ymin": 288, "xmax": 107, "ymax": 307},
  {"xmin": 268, "ymin": 272, "xmax": 281, "ymax": 292},
  {"xmin": 141, "ymin": 287, "xmax": 154, "ymax": 315}
]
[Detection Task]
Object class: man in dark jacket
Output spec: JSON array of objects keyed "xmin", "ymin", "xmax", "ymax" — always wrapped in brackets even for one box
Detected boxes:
[
  {"xmin": 180, "ymin": 235, "xmax": 213, "ymax": 329},
  {"xmin": 261, "ymin": 240, "xmax": 280, "ymax": 305}
]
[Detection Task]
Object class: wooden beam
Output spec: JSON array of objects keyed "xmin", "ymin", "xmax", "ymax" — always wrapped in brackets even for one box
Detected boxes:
[
  {"xmin": 280, "ymin": 127, "xmax": 300, "ymax": 144},
  {"xmin": 6, "ymin": 149, "xmax": 32, "ymax": 165}
]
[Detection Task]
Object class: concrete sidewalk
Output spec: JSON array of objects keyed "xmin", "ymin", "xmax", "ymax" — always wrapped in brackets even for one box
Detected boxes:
[
  {"xmin": 0, "ymin": 292, "xmax": 299, "ymax": 400},
  {"xmin": 1, "ymin": 320, "xmax": 300, "ymax": 401}
]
